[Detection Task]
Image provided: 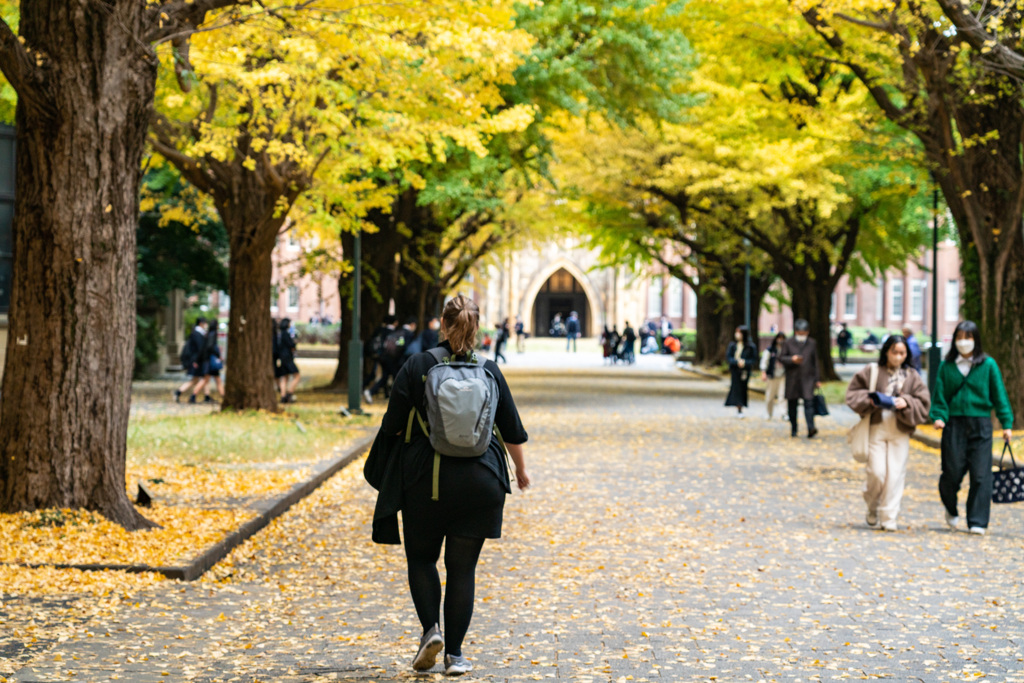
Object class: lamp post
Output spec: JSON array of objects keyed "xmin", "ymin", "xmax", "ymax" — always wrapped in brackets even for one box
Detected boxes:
[
  {"xmin": 743, "ymin": 238, "xmax": 751, "ymax": 331},
  {"xmin": 928, "ymin": 180, "xmax": 942, "ymax": 388},
  {"xmin": 346, "ymin": 231, "xmax": 363, "ymax": 414}
]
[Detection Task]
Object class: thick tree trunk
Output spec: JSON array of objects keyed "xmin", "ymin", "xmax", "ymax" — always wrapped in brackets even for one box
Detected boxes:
[
  {"xmin": 790, "ymin": 277, "xmax": 838, "ymax": 382},
  {"xmin": 221, "ymin": 212, "xmax": 281, "ymax": 411},
  {"xmin": 0, "ymin": 5, "xmax": 157, "ymax": 529},
  {"xmin": 695, "ymin": 286, "xmax": 728, "ymax": 365}
]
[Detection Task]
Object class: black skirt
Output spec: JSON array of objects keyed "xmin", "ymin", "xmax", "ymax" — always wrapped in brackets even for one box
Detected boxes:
[
  {"xmin": 402, "ymin": 457, "xmax": 507, "ymax": 540},
  {"xmin": 725, "ymin": 365, "xmax": 750, "ymax": 407}
]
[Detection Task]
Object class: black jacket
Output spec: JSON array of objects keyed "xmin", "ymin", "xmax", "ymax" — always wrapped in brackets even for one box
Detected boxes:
[
  {"xmin": 182, "ymin": 328, "xmax": 207, "ymax": 366},
  {"xmin": 364, "ymin": 341, "xmax": 528, "ymax": 544}
]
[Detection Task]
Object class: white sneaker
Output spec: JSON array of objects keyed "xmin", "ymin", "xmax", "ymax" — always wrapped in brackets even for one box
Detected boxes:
[
  {"xmin": 968, "ymin": 526, "xmax": 986, "ymax": 535},
  {"xmin": 444, "ymin": 653, "xmax": 473, "ymax": 676},
  {"xmin": 736, "ymin": 412, "xmax": 746, "ymax": 419},
  {"xmin": 945, "ymin": 512, "xmax": 962, "ymax": 531},
  {"xmin": 412, "ymin": 624, "xmax": 443, "ymax": 671},
  {"xmin": 881, "ymin": 522, "xmax": 897, "ymax": 532},
  {"xmin": 362, "ymin": 389, "xmax": 373, "ymax": 405}
]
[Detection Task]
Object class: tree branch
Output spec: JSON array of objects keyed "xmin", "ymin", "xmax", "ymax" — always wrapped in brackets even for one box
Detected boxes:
[
  {"xmin": 149, "ymin": 116, "xmax": 216, "ymax": 194},
  {"xmin": 0, "ymin": 17, "xmax": 49, "ymax": 114},
  {"xmin": 933, "ymin": 0, "xmax": 1024, "ymax": 80}
]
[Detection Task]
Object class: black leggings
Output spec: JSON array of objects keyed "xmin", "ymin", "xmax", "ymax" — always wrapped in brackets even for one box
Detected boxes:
[{"xmin": 404, "ymin": 532, "xmax": 485, "ymax": 656}]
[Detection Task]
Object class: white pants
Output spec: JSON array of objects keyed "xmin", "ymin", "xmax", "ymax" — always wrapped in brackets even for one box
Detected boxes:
[
  {"xmin": 863, "ymin": 410, "xmax": 910, "ymax": 527},
  {"xmin": 764, "ymin": 377, "xmax": 785, "ymax": 418}
]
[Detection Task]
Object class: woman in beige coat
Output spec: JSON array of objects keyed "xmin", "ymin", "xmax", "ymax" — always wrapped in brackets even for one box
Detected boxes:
[{"xmin": 845, "ymin": 335, "xmax": 931, "ymax": 531}]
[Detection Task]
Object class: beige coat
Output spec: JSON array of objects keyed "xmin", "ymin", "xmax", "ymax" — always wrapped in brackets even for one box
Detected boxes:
[{"xmin": 845, "ymin": 364, "xmax": 931, "ymax": 435}]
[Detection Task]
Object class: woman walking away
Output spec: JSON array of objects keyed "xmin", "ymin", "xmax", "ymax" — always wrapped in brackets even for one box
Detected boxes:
[
  {"xmin": 845, "ymin": 335, "xmax": 931, "ymax": 531},
  {"xmin": 725, "ymin": 325, "xmax": 757, "ymax": 417},
  {"xmin": 274, "ymin": 318, "xmax": 300, "ymax": 403},
  {"xmin": 363, "ymin": 295, "xmax": 531, "ymax": 676},
  {"xmin": 930, "ymin": 321, "xmax": 1014, "ymax": 535},
  {"xmin": 760, "ymin": 332, "xmax": 786, "ymax": 420}
]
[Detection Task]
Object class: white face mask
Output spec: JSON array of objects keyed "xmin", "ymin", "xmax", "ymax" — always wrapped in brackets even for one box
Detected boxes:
[
  {"xmin": 956, "ymin": 339, "xmax": 975, "ymax": 356},
  {"xmin": 795, "ymin": 334, "xmax": 808, "ymax": 343}
]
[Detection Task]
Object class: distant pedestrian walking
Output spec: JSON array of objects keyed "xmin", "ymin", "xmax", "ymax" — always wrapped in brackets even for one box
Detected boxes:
[
  {"xmin": 175, "ymin": 317, "xmax": 210, "ymax": 404},
  {"xmin": 845, "ymin": 335, "xmax": 931, "ymax": 532},
  {"xmin": 725, "ymin": 325, "xmax": 756, "ymax": 417},
  {"xmin": 780, "ymin": 318, "xmax": 820, "ymax": 438},
  {"xmin": 621, "ymin": 322, "xmax": 636, "ymax": 364},
  {"xmin": 493, "ymin": 318, "xmax": 509, "ymax": 364},
  {"xmin": 514, "ymin": 316, "xmax": 526, "ymax": 353},
  {"xmin": 363, "ymin": 295, "xmax": 531, "ymax": 676},
  {"xmin": 202, "ymin": 322, "xmax": 224, "ymax": 402},
  {"xmin": 836, "ymin": 323, "xmax": 852, "ymax": 365},
  {"xmin": 274, "ymin": 318, "xmax": 300, "ymax": 403},
  {"xmin": 565, "ymin": 311, "xmax": 580, "ymax": 352},
  {"xmin": 902, "ymin": 326, "xmax": 922, "ymax": 372},
  {"xmin": 930, "ymin": 321, "xmax": 1014, "ymax": 535},
  {"xmin": 760, "ymin": 332, "xmax": 786, "ymax": 420}
]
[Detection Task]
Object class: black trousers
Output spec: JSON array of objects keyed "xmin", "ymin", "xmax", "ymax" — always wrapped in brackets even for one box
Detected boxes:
[
  {"xmin": 788, "ymin": 398, "xmax": 815, "ymax": 435},
  {"xmin": 939, "ymin": 416, "xmax": 993, "ymax": 528}
]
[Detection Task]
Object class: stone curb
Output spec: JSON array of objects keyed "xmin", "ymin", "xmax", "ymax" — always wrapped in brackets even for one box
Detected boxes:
[{"xmin": 18, "ymin": 432, "xmax": 376, "ymax": 581}]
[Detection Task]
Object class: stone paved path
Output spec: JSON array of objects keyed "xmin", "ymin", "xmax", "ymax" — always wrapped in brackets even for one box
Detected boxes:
[{"xmin": 5, "ymin": 368, "xmax": 1024, "ymax": 682}]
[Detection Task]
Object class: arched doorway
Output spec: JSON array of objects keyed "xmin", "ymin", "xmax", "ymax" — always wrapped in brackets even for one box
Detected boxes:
[{"xmin": 533, "ymin": 268, "xmax": 591, "ymax": 337}]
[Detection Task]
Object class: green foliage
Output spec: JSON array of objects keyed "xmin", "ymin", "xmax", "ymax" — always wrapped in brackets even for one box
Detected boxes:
[{"xmin": 137, "ymin": 166, "xmax": 228, "ymax": 311}]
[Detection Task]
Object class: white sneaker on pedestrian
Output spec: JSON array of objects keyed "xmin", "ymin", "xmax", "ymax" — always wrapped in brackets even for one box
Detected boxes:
[
  {"xmin": 412, "ymin": 624, "xmax": 443, "ymax": 671},
  {"xmin": 968, "ymin": 526, "xmax": 986, "ymax": 535},
  {"xmin": 881, "ymin": 522, "xmax": 897, "ymax": 532},
  {"xmin": 444, "ymin": 653, "xmax": 473, "ymax": 676},
  {"xmin": 362, "ymin": 389, "xmax": 373, "ymax": 405},
  {"xmin": 945, "ymin": 512, "xmax": 962, "ymax": 531}
]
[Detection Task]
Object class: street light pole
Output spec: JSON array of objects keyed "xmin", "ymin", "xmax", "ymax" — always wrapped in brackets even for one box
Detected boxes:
[
  {"xmin": 743, "ymin": 238, "xmax": 751, "ymax": 330},
  {"xmin": 346, "ymin": 231, "xmax": 363, "ymax": 414},
  {"xmin": 928, "ymin": 180, "xmax": 941, "ymax": 388}
]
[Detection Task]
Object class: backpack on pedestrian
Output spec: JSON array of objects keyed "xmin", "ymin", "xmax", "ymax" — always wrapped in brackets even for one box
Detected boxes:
[
  {"xmin": 405, "ymin": 347, "xmax": 502, "ymax": 500},
  {"xmin": 383, "ymin": 329, "xmax": 406, "ymax": 361}
]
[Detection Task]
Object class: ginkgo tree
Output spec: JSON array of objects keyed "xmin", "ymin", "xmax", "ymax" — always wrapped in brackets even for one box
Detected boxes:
[
  {"xmin": 0, "ymin": 0, "xmax": 269, "ymax": 529},
  {"xmin": 553, "ymin": 0, "xmax": 930, "ymax": 378},
  {"xmin": 149, "ymin": 2, "xmax": 536, "ymax": 411},
  {"xmin": 793, "ymin": 0, "xmax": 1024, "ymax": 411}
]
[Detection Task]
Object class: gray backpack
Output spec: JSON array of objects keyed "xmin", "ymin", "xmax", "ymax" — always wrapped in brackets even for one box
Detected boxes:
[{"xmin": 406, "ymin": 347, "xmax": 501, "ymax": 500}]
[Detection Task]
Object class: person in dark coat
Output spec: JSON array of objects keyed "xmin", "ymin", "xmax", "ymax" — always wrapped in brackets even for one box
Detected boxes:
[
  {"xmin": 420, "ymin": 317, "xmax": 441, "ymax": 351},
  {"xmin": 565, "ymin": 311, "xmax": 581, "ymax": 352},
  {"xmin": 274, "ymin": 318, "xmax": 300, "ymax": 403},
  {"xmin": 621, "ymin": 322, "xmax": 637, "ymax": 364},
  {"xmin": 175, "ymin": 317, "xmax": 210, "ymax": 404},
  {"xmin": 724, "ymin": 325, "xmax": 757, "ymax": 417},
  {"xmin": 836, "ymin": 323, "xmax": 852, "ymax": 365},
  {"xmin": 780, "ymin": 318, "xmax": 821, "ymax": 438},
  {"xmin": 363, "ymin": 295, "xmax": 530, "ymax": 676}
]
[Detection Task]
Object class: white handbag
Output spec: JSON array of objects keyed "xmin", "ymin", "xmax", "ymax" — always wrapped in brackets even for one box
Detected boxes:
[{"xmin": 847, "ymin": 363, "xmax": 878, "ymax": 464}]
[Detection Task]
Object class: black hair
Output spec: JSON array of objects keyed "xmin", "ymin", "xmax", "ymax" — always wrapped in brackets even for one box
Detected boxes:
[
  {"xmin": 196, "ymin": 316, "xmax": 208, "ymax": 326},
  {"xmin": 404, "ymin": 316, "xmax": 418, "ymax": 327},
  {"xmin": 773, "ymin": 332, "xmax": 786, "ymax": 346},
  {"xmin": 878, "ymin": 334, "xmax": 912, "ymax": 369},
  {"xmin": 735, "ymin": 325, "xmax": 750, "ymax": 346},
  {"xmin": 384, "ymin": 314, "xmax": 398, "ymax": 326},
  {"xmin": 945, "ymin": 320, "xmax": 987, "ymax": 364},
  {"xmin": 279, "ymin": 318, "xmax": 291, "ymax": 330}
]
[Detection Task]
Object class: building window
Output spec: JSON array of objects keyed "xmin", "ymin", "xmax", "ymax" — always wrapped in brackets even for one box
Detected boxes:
[
  {"xmin": 647, "ymin": 278, "xmax": 663, "ymax": 318},
  {"xmin": 271, "ymin": 284, "xmax": 279, "ymax": 312},
  {"xmin": 668, "ymin": 277, "xmax": 683, "ymax": 317},
  {"xmin": 945, "ymin": 279, "xmax": 960, "ymax": 322},
  {"xmin": 220, "ymin": 291, "xmax": 230, "ymax": 311},
  {"xmin": 844, "ymin": 292, "xmax": 856, "ymax": 318},
  {"xmin": 287, "ymin": 285, "xmax": 300, "ymax": 311},
  {"xmin": 687, "ymin": 282, "xmax": 698, "ymax": 318},
  {"xmin": 875, "ymin": 279, "xmax": 884, "ymax": 320},
  {"xmin": 910, "ymin": 279, "xmax": 925, "ymax": 321},
  {"xmin": 830, "ymin": 293, "xmax": 836, "ymax": 319},
  {"xmin": 287, "ymin": 234, "xmax": 300, "ymax": 251},
  {"xmin": 891, "ymin": 280, "xmax": 904, "ymax": 320}
]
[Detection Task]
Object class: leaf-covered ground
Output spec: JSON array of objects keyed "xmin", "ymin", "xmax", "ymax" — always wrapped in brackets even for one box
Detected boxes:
[{"xmin": 3, "ymin": 369, "xmax": 1024, "ymax": 681}]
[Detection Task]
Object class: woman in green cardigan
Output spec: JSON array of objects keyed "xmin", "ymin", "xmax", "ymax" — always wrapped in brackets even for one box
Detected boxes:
[{"xmin": 930, "ymin": 321, "xmax": 1014, "ymax": 535}]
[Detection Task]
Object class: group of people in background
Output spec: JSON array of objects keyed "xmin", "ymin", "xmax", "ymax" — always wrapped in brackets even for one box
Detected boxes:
[
  {"xmin": 724, "ymin": 317, "xmax": 1014, "ymax": 537},
  {"xmin": 600, "ymin": 322, "xmax": 637, "ymax": 364},
  {"xmin": 362, "ymin": 315, "xmax": 442, "ymax": 404},
  {"xmin": 174, "ymin": 316, "xmax": 224, "ymax": 404}
]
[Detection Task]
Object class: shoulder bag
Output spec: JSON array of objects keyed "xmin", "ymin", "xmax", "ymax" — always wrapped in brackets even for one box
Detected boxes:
[
  {"xmin": 993, "ymin": 442, "xmax": 1024, "ymax": 504},
  {"xmin": 847, "ymin": 363, "xmax": 878, "ymax": 464}
]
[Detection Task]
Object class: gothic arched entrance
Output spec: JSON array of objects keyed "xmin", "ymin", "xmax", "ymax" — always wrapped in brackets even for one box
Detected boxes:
[{"xmin": 533, "ymin": 267, "xmax": 591, "ymax": 337}]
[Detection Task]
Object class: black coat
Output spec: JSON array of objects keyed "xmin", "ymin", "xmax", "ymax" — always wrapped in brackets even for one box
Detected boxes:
[
  {"xmin": 724, "ymin": 342, "xmax": 757, "ymax": 407},
  {"xmin": 780, "ymin": 336, "xmax": 819, "ymax": 401},
  {"xmin": 363, "ymin": 342, "xmax": 528, "ymax": 544}
]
